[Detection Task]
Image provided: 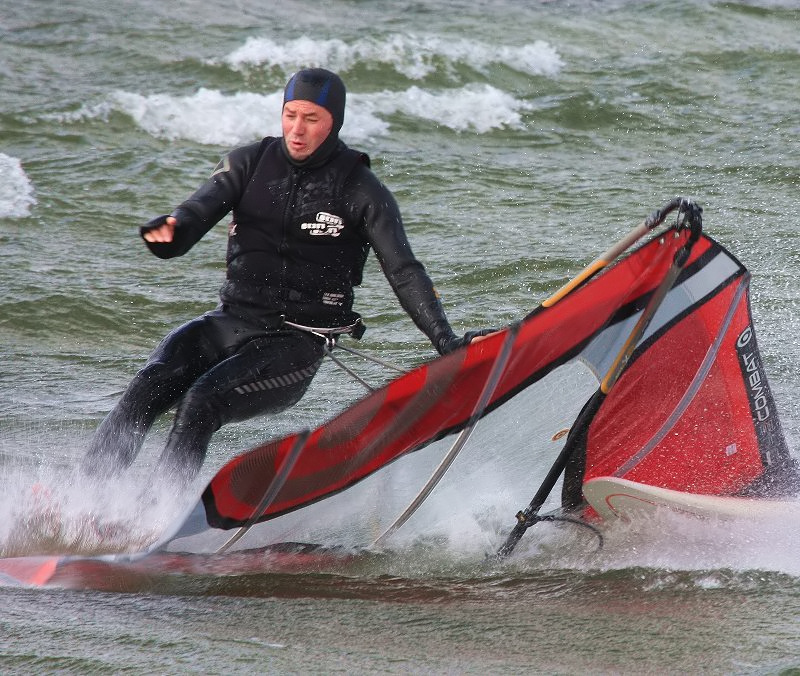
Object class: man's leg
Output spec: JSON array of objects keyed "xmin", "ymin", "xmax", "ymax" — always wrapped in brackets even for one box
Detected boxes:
[
  {"xmin": 81, "ymin": 314, "xmax": 230, "ymax": 477},
  {"xmin": 155, "ymin": 330, "xmax": 325, "ymax": 484}
]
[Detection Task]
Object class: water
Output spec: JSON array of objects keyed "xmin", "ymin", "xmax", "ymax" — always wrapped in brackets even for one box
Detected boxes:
[{"xmin": 2, "ymin": 0, "xmax": 800, "ymax": 672}]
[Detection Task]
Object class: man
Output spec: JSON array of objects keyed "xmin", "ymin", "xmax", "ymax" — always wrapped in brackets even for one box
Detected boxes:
[{"xmin": 82, "ymin": 68, "xmax": 489, "ymax": 485}]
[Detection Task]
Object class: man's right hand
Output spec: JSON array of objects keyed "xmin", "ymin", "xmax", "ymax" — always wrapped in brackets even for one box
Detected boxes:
[{"xmin": 142, "ymin": 215, "xmax": 177, "ymax": 243}]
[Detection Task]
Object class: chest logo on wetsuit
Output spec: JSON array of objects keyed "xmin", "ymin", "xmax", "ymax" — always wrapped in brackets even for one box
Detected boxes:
[{"xmin": 300, "ymin": 212, "xmax": 345, "ymax": 238}]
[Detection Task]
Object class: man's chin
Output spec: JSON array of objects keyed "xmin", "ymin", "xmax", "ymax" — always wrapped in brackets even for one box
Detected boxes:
[{"xmin": 287, "ymin": 145, "xmax": 309, "ymax": 161}]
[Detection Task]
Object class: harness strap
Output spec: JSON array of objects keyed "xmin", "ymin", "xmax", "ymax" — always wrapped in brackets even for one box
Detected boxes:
[
  {"xmin": 281, "ymin": 317, "xmax": 406, "ymax": 392},
  {"xmin": 282, "ymin": 317, "xmax": 365, "ymax": 348}
]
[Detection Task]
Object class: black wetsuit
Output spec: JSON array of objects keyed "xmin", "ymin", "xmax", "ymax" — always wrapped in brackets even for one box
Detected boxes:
[{"xmin": 83, "ymin": 137, "xmax": 463, "ymax": 483}]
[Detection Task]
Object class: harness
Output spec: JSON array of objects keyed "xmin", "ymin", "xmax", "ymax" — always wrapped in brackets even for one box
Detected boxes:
[{"xmin": 281, "ymin": 318, "xmax": 406, "ymax": 391}]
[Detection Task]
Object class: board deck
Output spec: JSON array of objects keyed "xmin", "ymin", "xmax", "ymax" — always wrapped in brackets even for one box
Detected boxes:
[
  {"xmin": 583, "ymin": 476, "xmax": 800, "ymax": 522},
  {"xmin": 0, "ymin": 542, "xmax": 371, "ymax": 589}
]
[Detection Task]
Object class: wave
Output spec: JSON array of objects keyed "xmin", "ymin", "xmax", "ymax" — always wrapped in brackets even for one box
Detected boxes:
[
  {"xmin": 0, "ymin": 153, "xmax": 36, "ymax": 218},
  {"xmin": 64, "ymin": 84, "xmax": 536, "ymax": 146},
  {"xmin": 220, "ymin": 34, "xmax": 564, "ymax": 80},
  {"xmin": 41, "ymin": 32, "xmax": 563, "ymax": 148}
]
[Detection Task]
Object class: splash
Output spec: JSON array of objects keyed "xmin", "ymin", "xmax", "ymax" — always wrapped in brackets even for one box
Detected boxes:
[
  {"xmin": 0, "ymin": 153, "xmax": 36, "ymax": 219},
  {"xmin": 221, "ymin": 34, "xmax": 564, "ymax": 80},
  {"xmin": 0, "ymin": 463, "xmax": 192, "ymax": 558},
  {"xmin": 497, "ymin": 503, "xmax": 800, "ymax": 580}
]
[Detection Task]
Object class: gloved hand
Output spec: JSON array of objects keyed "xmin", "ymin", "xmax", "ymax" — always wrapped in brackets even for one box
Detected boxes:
[
  {"xmin": 437, "ymin": 328, "xmax": 498, "ymax": 355},
  {"xmin": 140, "ymin": 214, "xmax": 176, "ymax": 243}
]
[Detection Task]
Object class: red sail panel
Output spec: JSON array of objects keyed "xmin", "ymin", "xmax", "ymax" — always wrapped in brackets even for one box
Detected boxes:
[
  {"xmin": 583, "ymin": 267, "xmax": 791, "ymax": 496},
  {"xmin": 206, "ymin": 342, "xmax": 503, "ymax": 526}
]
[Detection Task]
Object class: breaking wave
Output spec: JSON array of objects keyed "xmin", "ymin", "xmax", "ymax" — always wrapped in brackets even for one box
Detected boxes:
[
  {"xmin": 63, "ymin": 84, "xmax": 536, "ymax": 146},
  {"xmin": 0, "ymin": 153, "xmax": 36, "ymax": 218},
  {"xmin": 220, "ymin": 34, "xmax": 564, "ymax": 80}
]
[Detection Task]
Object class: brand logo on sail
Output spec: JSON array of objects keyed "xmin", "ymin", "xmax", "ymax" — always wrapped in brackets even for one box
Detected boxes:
[{"xmin": 736, "ymin": 326, "xmax": 770, "ymax": 423}]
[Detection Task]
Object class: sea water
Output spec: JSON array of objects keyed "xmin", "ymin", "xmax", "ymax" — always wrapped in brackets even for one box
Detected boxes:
[{"xmin": 2, "ymin": 0, "xmax": 800, "ymax": 672}]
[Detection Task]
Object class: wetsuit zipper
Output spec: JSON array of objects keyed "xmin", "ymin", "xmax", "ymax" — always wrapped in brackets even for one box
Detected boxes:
[{"xmin": 280, "ymin": 167, "xmax": 302, "ymax": 304}]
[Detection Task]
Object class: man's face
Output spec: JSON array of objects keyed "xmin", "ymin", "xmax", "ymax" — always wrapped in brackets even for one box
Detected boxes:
[{"xmin": 282, "ymin": 100, "xmax": 334, "ymax": 161}]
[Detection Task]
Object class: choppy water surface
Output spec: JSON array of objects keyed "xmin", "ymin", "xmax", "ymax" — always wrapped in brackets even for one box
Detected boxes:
[{"xmin": 2, "ymin": 0, "xmax": 800, "ymax": 672}]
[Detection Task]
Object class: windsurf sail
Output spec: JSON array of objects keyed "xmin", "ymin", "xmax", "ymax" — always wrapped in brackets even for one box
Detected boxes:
[
  {"xmin": 151, "ymin": 198, "xmax": 798, "ymax": 556},
  {"xmin": 561, "ymin": 229, "xmax": 800, "ymax": 503},
  {"xmin": 496, "ymin": 200, "xmax": 800, "ymax": 557}
]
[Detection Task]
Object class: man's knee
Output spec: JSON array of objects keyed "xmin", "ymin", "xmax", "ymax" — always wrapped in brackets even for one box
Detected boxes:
[{"xmin": 172, "ymin": 384, "xmax": 225, "ymax": 435}]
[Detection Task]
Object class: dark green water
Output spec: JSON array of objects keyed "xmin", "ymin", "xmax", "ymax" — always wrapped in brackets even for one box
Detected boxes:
[{"xmin": 2, "ymin": 0, "xmax": 800, "ymax": 672}]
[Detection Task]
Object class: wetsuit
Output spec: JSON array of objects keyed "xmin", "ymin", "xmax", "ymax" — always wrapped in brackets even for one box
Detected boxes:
[{"xmin": 83, "ymin": 137, "xmax": 465, "ymax": 483}]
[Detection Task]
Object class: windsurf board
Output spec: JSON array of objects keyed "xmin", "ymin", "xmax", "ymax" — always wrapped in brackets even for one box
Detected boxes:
[{"xmin": 583, "ymin": 476, "xmax": 800, "ymax": 522}]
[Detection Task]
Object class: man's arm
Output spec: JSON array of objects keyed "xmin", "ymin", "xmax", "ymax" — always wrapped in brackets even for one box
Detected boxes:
[
  {"xmin": 351, "ymin": 170, "xmax": 477, "ymax": 355},
  {"xmin": 141, "ymin": 141, "xmax": 264, "ymax": 259}
]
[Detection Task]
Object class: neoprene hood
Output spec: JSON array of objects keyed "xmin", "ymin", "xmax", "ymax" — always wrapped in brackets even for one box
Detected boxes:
[{"xmin": 283, "ymin": 68, "xmax": 346, "ymax": 134}]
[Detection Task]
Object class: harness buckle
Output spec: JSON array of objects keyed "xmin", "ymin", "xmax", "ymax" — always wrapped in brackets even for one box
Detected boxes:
[{"xmin": 282, "ymin": 318, "xmax": 365, "ymax": 349}]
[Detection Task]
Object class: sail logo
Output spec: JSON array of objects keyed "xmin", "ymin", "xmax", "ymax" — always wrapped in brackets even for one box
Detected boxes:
[
  {"xmin": 734, "ymin": 323, "xmax": 792, "ymax": 467},
  {"xmin": 735, "ymin": 326, "xmax": 770, "ymax": 423},
  {"xmin": 736, "ymin": 326, "xmax": 753, "ymax": 349},
  {"xmin": 300, "ymin": 212, "xmax": 344, "ymax": 237}
]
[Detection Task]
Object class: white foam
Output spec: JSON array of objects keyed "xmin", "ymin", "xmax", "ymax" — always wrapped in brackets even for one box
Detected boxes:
[
  {"xmin": 362, "ymin": 84, "xmax": 532, "ymax": 133},
  {"xmin": 225, "ymin": 36, "xmax": 358, "ymax": 75},
  {"xmin": 222, "ymin": 34, "xmax": 564, "ymax": 79},
  {"xmin": 111, "ymin": 88, "xmax": 285, "ymax": 146},
  {"xmin": 0, "ymin": 463, "xmax": 193, "ymax": 558},
  {"xmin": 102, "ymin": 83, "xmax": 531, "ymax": 146},
  {"xmin": 540, "ymin": 505, "xmax": 800, "ymax": 577},
  {"xmin": 0, "ymin": 153, "xmax": 36, "ymax": 218}
]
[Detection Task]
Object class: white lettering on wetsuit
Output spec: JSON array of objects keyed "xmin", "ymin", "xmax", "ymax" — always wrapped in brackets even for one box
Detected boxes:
[{"xmin": 300, "ymin": 212, "xmax": 345, "ymax": 237}]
